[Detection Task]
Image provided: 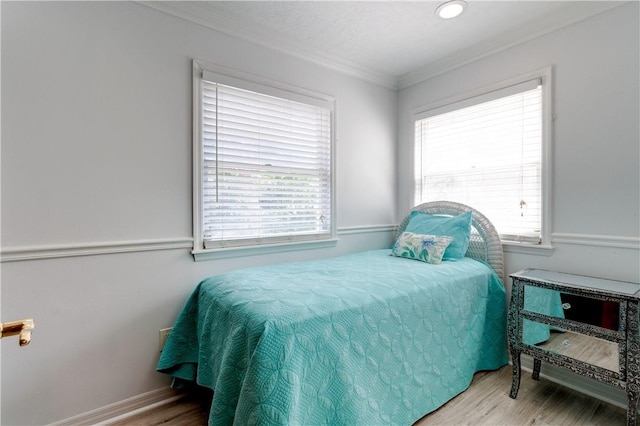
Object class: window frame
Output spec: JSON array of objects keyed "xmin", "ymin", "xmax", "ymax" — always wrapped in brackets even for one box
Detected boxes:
[
  {"xmin": 192, "ymin": 60, "xmax": 337, "ymax": 261},
  {"xmin": 411, "ymin": 67, "xmax": 553, "ymax": 250}
]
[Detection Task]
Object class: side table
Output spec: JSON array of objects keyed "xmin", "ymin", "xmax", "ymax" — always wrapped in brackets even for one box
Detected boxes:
[{"xmin": 508, "ymin": 269, "xmax": 640, "ymax": 426}]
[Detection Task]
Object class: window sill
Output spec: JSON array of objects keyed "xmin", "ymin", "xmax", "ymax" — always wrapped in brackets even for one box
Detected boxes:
[
  {"xmin": 502, "ymin": 241, "xmax": 554, "ymax": 256},
  {"xmin": 192, "ymin": 238, "xmax": 339, "ymax": 262}
]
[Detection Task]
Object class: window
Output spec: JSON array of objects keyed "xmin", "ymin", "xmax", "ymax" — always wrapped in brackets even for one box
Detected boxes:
[
  {"xmin": 414, "ymin": 69, "xmax": 551, "ymax": 245},
  {"xmin": 193, "ymin": 61, "xmax": 336, "ymax": 257}
]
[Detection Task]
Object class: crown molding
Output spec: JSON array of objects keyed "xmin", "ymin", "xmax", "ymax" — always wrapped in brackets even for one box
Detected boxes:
[
  {"xmin": 398, "ymin": 2, "xmax": 626, "ymax": 89},
  {"xmin": 138, "ymin": 1, "xmax": 625, "ymax": 92},
  {"xmin": 137, "ymin": 1, "xmax": 398, "ymax": 90}
]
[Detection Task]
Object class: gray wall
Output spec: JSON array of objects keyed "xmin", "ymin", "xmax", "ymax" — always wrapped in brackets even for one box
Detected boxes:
[
  {"xmin": 398, "ymin": 2, "xmax": 639, "ymax": 285},
  {"xmin": 1, "ymin": 2, "xmax": 397, "ymax": 424}
]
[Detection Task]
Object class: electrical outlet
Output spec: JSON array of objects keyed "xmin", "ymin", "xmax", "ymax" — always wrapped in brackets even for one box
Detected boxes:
[{"xmin": 159, "ymin": 327, "xmax": 172, "ymax": 352}]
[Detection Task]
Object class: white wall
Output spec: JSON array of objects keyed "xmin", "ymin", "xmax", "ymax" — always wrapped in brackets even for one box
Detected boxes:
[
  {"xmin": 397, "ymin": 2, "xmax": 640, "ymax": 285},
  {"xmin": 3, "ymin": 1, "xmax": 639, "ymax": 424},
  {"xmin": 0, "ymin": 2, "xmax": 397, "ymax": 424}
]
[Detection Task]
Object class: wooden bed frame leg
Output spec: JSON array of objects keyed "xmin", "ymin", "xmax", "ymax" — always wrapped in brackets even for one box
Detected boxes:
[{"xmin": 510, "ymin": 348, "xmax": 521, "ymax": 399}]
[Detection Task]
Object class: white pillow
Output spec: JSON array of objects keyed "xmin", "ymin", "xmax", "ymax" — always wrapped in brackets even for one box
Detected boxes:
[{"xmin": 390, "ymin": 232, "xmax": 454, "ymax": 264}]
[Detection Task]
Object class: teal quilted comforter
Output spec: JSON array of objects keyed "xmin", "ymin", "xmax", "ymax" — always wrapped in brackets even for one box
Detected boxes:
[{"xmin": 157, "ymin": 250, "xmax": 508, "ymax": 425}]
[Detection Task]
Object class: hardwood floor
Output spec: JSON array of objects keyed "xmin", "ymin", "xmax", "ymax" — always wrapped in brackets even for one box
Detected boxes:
[
  {"xmin": 415, "ymin": 365, "xmax": 625, "ymax": 425},
  {"xmin": 111, "ymin": 365, "xmax": 626, "ymax": 425},
  {"xmin": 109, "ymin": 392, "xmax": 211, "ymax": 426}
]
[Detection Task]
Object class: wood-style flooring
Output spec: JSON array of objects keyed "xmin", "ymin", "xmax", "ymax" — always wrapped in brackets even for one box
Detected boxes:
[{"xmin": 110, "ymin": 365, "xmax": 626, "ymax": 425}]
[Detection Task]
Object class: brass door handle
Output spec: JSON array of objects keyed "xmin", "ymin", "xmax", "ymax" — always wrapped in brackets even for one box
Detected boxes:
[{"xmin": 1, "ymin": 319, "xmax": 34, "ymax": 346}]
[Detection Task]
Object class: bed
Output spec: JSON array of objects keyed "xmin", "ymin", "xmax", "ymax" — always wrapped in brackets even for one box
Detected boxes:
[{"xmin": 157, "ymin": 201, "xmax": 509, "ymax": 425}]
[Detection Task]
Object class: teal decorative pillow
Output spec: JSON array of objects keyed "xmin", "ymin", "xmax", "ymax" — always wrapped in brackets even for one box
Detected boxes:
[
  {"xmin": 391, "ymin": 232, "xmax": 454, "ymax": 264},
  {"xmin": 404, "ymin": 210, "xmax": 472, "ymax": 260}
]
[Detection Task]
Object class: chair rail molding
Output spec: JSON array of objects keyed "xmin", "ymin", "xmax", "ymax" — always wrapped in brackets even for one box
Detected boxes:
[
  {"xmin": 337, "ymin": 224, "xmax": 397, "ymax": 235},
  {"xmin": 1, "ymin": 225, "xmax": 398, "ymax": 262},
  {"xmin": 551, "ymin": 233, "xmax": 640, "ymax": 250},
  {"xmin": 1, "ymin": 238, "xmax": 194, "ymax": 263}
]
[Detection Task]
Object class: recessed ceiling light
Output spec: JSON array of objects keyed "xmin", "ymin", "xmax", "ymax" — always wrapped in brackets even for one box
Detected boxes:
[{"xmin": 436, "ymin": 0, "xmax": 467, "ymax": 19}]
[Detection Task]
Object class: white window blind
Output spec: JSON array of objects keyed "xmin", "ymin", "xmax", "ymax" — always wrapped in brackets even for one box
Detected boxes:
[
  {"xmin": 201, "ymin": 76, "xmax": 333, "ymax": 249},
  {"xmin": 414, "ymin": 79, "xmax": 543, "ymax": 243}
]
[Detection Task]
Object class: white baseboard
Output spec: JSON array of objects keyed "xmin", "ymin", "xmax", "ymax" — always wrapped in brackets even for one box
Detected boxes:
[
  {"xmin": 47, "ymin": 387, "xmax": 185, "ymax": 426},
  {"xmin": 520, "ymin": 355, "xmax": 626, "ymax": 410}
]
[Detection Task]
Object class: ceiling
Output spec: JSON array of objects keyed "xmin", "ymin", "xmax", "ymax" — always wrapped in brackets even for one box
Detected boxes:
[{"xmin": 141, "ymin": 1, "xmax": 625, "ymax": 88}]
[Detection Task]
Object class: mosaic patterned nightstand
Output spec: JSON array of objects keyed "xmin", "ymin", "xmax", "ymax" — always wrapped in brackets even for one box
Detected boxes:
[{"xmin": 508, "ymin": 269, "xmax": 640, "ymax": 426}]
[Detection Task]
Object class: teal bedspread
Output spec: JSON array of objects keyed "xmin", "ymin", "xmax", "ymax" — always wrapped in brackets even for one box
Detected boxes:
[{"xmin": 157, "ymin": 250, "xmax": 508, "ymax": 425}]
